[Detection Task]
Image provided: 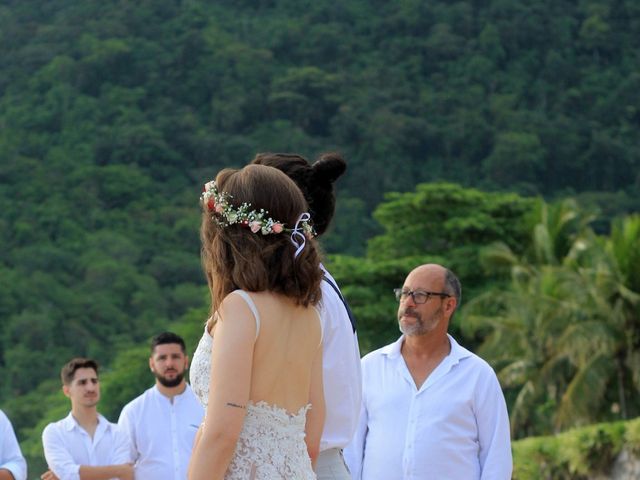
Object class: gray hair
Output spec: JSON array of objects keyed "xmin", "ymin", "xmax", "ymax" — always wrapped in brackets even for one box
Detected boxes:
[{"xmin": 444, "ymin": 268, "xmax": 461, "ymax": 308}]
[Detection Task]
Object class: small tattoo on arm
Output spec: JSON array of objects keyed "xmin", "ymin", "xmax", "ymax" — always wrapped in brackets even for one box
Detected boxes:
[{"xmin": 226, "ymin": 402, "xmax": 246, "ymax": 409}]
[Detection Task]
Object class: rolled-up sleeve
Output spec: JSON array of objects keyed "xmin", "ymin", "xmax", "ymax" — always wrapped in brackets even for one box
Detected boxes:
[
  {"xmin": 0, "ymin": 411, "xmax": 27, "ymax": 480},
  {"xmin": 42, "ymin": 424, "xmax": 81, "ymax": 480}
]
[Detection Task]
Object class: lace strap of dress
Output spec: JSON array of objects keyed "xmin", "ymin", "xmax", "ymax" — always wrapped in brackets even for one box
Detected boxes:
[{"xmin": 231, "ymin": 290, "xmax": 261, "ymax": 340}]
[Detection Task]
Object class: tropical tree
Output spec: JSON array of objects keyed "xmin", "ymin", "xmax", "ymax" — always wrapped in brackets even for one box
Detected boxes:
[
  {"xmin": 605, "ymin": 215, "xmax": 640, "ymax": 400},
  {"xmin": 367, "ymin": 182, "xmax": 536, "ymax": 294},
  {"xmin": 463, "ymin": 202, "xmax": 640, "ymax": 438}
]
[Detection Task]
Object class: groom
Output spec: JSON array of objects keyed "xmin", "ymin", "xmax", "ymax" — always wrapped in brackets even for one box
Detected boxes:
[{"xmin": 252, "ymin": 152, "xmax": 362, "ymax": 479}]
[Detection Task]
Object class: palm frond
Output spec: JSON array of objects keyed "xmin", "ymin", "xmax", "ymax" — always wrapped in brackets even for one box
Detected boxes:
[
  {"xmin": 498, "ymin": 360, "xmax": 536, "ymax": 388},
  {"xmin": 510, "ymin": 380, "xmax": 539, "ymax": 437},
  {"xmin": 555, "ymin": 320, "xmax": 619, "ymax": 368},
  {"xmin": 555, "ymin": 354, "xmax": 615, "ymax": 429},
  {"xmin": 479, "ymin": 241, "xmax": 519, "ymax": 273}
]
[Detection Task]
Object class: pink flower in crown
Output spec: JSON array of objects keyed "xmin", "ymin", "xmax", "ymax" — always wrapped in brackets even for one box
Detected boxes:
[
  {"xmin": 272, "ymin": 223, "xmax": 283, "ymax": 233},
  {"xmin": 215, "ymin": 204, "xmax": 224, "ymax": 214},
  {"xmin": 249, "ymin": 221, "xmax": 262, "ymax": 233}
]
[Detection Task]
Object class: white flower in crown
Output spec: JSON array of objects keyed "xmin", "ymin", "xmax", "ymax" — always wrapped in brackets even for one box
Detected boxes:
[
  {"xmin": 303, "ymin": 222, "xmax": 315, "ymax": 238},
  {"xmin": 261, "ymin": 219, "xmax": 273, "ymax": 235}
]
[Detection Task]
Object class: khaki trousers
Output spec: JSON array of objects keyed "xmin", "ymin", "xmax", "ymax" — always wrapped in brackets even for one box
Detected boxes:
[{"xmin": 316, "ymin": 448, "xmax": 351, "ymax": 480}]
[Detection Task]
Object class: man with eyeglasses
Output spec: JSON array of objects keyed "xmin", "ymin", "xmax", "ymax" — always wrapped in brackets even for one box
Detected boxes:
[{"xmin": 344, "ymin": 264, "xmax": 512, "ymax": 479}]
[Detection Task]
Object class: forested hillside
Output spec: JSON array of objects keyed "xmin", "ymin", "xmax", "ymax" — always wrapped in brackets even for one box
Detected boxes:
[{"xmin": 1, "ymin": 0, "xmax": 640, "ymax": 474}]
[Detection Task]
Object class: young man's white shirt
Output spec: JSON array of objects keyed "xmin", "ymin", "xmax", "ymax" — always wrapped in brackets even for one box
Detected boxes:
[
  {"xmin": 118, "ymin": 384, "xmax": 204, "ymax": 480},
  {"xmin": 42, "ymin": 412, "xmax": 130, "ymax": 480},
  {"xmin": 344, "ymin": 334, "xmax": 512, "ymax": 480},
  {"xmin": 0, "ymin": 409, "xmax": 27, "ymax": 480}
]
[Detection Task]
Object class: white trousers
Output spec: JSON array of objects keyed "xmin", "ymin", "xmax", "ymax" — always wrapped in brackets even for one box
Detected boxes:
[{"xmin": 316, "ymin": 448, "xmax": 352, "ymax": 480}]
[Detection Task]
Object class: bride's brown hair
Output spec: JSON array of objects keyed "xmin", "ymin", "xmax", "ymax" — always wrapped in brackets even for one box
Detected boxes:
[{"xmin": 200, "ymin": 164, "xmax": 322, "ymax": 316}]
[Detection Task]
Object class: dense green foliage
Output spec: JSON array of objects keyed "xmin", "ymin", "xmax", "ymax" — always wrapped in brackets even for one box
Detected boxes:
[
  {"xmin": 330, "ymin": 182, "xmax": 538, "ymax": 352},
  {"xmin": 512, "ymin": 417, "xmax": 640, "ymax": 479},
  {"xmin": 464, "ymin": 208, "xmax": 640, "ymax": 437},
  {"xmin": 1, "ymin": 0, "xmax": 640, "ymax": 475}
]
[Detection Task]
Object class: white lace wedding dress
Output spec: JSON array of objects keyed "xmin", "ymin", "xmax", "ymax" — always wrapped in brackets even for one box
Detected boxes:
[{"xmin": 190, "ymin": 290, "xmax": 317, "ymax": 479}]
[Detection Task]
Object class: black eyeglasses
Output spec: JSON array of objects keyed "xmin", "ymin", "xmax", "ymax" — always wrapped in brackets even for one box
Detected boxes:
[{"xmin": 393, "ymin": 288, "xmax": 451, "ymax": 304}]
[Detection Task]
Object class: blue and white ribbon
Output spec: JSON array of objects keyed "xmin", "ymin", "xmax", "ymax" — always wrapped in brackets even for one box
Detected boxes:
[{"xmin": 290, "ymin": 212, "xmax": 311, "ymax": 258}]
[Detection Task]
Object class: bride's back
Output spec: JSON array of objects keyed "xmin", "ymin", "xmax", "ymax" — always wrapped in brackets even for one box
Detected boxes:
[
  {"xmin": 192, "ymin": 164, "xmax": 326, "ymax": 478},
  {"xmin": 247, "ymin": 291, "xmax": 321, "ymax": 413}
]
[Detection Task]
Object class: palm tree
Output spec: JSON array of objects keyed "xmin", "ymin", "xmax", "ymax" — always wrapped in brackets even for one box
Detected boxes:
[
  {"xmin": 605, "ymin": 215, "xmax": 640, "ymax": 409},
  {"xmin": 462, "ymin": 203, "xmax": 640, "ymax": 438}
]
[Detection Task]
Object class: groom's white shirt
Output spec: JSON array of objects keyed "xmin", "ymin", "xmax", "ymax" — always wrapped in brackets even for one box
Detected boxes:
[{"xmin": 318, "ymin": 266, "xmax": 362, "ymax": 452}]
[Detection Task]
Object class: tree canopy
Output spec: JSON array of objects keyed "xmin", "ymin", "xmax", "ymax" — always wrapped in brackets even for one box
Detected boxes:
[{"xmin": 1, "ymin": 0, "xmax": 640, "ymax": 470}]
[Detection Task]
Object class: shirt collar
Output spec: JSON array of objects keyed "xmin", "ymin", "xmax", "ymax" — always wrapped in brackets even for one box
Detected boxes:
[
  {"xmin": 63, "ymin": 411, "xmax": 108, "ymax": 432},
  {"xmin": 447, "ymin": 334, "xmax": 472, "ymax": 364},
  {"xmin": 380, "ymin": 335, "xmax": 404, "ymax": 359},
  {"xmin": 152, "ymin": 383, "xmax": 191, "ymax": 401},
  {"xmin": 381, "ymin": 334, "xmax": 473, "ymax": 364}
]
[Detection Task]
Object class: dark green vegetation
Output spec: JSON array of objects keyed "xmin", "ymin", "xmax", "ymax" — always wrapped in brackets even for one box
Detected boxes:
[
  {"xmin": 1, "ymin": 0, "xmax": 639, "ymax": 474},
  {"xmin": 512, "ymin": 417, "xmax": 640, "ymax": 479},
  {"xmin": 333, "ymin": 188, "xmax": 640, "ymax": 437}
]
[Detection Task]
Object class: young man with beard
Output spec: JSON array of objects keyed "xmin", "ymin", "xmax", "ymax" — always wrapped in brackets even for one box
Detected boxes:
[
  {"xmin": 41, "ymin": 358, "xmax": 132, "ymax": 480},
  {"xmin": 344, "ymin": 264, "xmax": 512, "ymax": 480},
  {"xmin": 118, "ymin": 332, "xmax": 203, "ymax": 480}
]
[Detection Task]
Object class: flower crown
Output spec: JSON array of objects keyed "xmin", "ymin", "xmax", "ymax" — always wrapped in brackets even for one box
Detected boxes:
[{"xmin": 201, "ymin": 181, "xmax": 315, "ymax": 256}]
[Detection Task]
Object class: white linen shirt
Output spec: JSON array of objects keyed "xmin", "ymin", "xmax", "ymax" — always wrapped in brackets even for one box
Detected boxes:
[
  {"xmin": 0, "ymin": 409, "xmax": 27, "ymax": 480},
  {"xmin": 319, "ymin": 266, "xmax": 362, "ymax": 451},
  {"xmin": 42, "ymin": 412, "xmax": 130, "ymax": 480},
  {"xmin": 117, "ymin": 384, "xmax": 204, "ymax": 480},
  {"xmin": 344, "ymin": 334, "xmax": 512, "ymax": 480}
]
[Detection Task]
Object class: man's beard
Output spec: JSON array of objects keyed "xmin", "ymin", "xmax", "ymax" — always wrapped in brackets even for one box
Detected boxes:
[
  {"xmin": 398, "ymin": 306, "xmax": 442, "ymax": 336},
  {"xmin": 154, "ymin": 370, "xmax": 185, "ymax": 388}
]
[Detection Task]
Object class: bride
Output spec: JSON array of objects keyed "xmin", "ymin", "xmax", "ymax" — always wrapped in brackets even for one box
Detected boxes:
[{"xmin": 188, "ymin": 164, "xmax": 325, "ymax": 480}]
